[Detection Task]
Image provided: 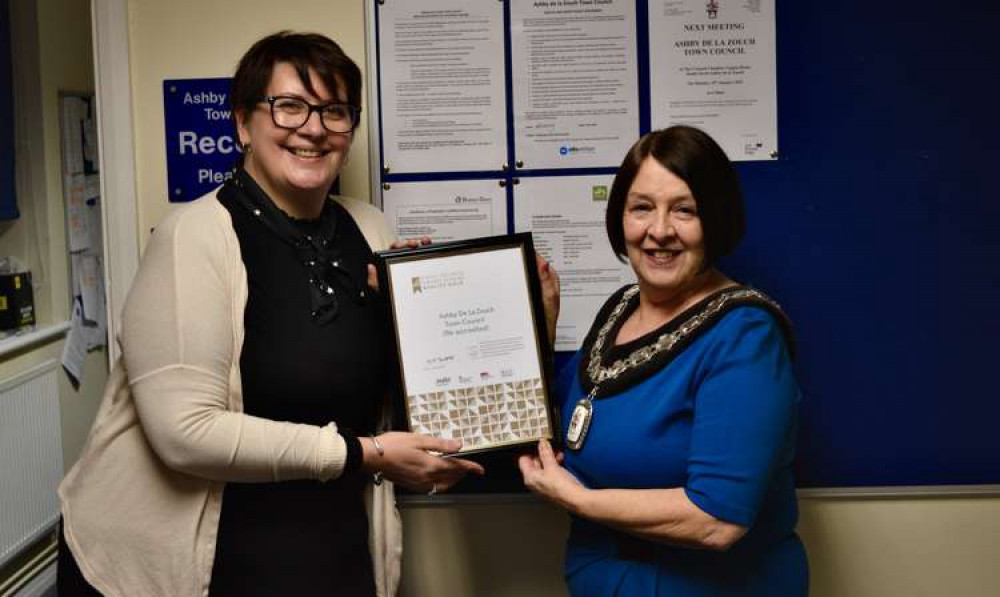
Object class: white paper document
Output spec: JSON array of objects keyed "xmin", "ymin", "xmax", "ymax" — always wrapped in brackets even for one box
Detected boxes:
[
  {"xmin": 510, "ymin": 0, "xmax": 639, "ymax": 169},
  {"xmin": 83, "ymin": 116, "xmax": 98, "ymax": 165},
  {"xmin": 60, "ymin": 97, "xmax": 86, "ymax": 175},
  {"xmin": 379, "ymin": 0, "xmax": 508, "ymax": 174},
  {"xmin": 60, "ymin": 299, "xmax": 88, "ymax": 385},
  {"xmin": 382, "ymin": 179, "xmax": 507, "ymax": 242},
  {"xmin": 79, "ymin": 256, "xmax": 102, "ymax": 325},
  {"xmin": 514, "ymin": 176, "xmax": 635, "ymax": 351},
  {"xmin": 83, "ymin": 293, "xmax": 107, "ymax": 351},
  {"xmin": 70, "ymin": 254, "xmax": 107, "ymax": 350},
  {"xmin": 64, "ymin": 174, "xmax": 90, "ymax": 252},
  {"xmin": 70, "ymin": 254, "xmax": 82, "ymax": 298},
  {"xmin": 648, "ymin": 0, "xmax": 777, "ymax": 161},
  {"xmin": 85, "ymin": 197, "xmax": 104, "ymax": 256}
]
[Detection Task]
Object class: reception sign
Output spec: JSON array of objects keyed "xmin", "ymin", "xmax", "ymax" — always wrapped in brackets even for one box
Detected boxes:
[{"xmin": 163, "ymin": 78, "xmax": 239, "ymax": 202}]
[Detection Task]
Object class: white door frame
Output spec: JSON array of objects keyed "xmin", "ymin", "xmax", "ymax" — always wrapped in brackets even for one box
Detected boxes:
[{"xmin": 90, "ymin": 0, "xmax": 139, "ymax": 365}]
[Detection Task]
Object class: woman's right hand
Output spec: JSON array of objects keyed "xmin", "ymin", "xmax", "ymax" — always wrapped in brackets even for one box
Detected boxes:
[
  {"xmin": 518, "ymin": 439, "xmax": 584, "ymax": 512},
  {"xmin": 363, "ymin": 431, "xmax": 484, "ymax": 493},
  {"xmin": 366, "ymin": 236, "xmax": 433, "ymax": 293},
  {"xmin": 536, "ymin": 253, "xmax": 560, "ymax": 346}
]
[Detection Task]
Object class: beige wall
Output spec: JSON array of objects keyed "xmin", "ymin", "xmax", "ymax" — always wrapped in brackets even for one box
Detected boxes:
[
  {"xmin": 798, "ymin": 495, "xmax": 1000, "ymax": 596},
  {"xmin": 128, "ymin": 0, "xmax": 371, "ymax": 247},
  {"xmin": 1, "ymin": 0, "xmax": 107, "ymax": 469},
  {"xmin": 400, "ymin": 501, "xmax": 570, "ymax": 597},
  {"xmin": 122, "ymin": 2, "xmax": 1000, "ymax": 596},
  {"xmin": 402, "ymin": 496, "xmax": 1000, "ymax": 597}
]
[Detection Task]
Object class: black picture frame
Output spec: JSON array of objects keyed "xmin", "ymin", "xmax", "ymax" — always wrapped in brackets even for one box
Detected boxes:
[{"xmin": 376, "ymin": 232, "xmax": 558, "ymax": 455}]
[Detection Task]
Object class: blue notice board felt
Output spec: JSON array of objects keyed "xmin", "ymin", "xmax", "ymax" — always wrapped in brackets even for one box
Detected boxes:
[
  {"xmin": 163, "ymin": 78, "xmax": 238, "ymax": 202},
  {"xmin": 730, "ymin": 2, "xmax": 1000, "ymax": 488}
]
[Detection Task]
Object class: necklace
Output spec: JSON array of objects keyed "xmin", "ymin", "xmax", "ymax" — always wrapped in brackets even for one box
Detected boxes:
[
  {"xmin": 222, "ymin": 169, "xmax": 366, "ymax": 324},
  {"xmin": 566, "ymin": 284, "xmax": 781, "ymax": 451}
]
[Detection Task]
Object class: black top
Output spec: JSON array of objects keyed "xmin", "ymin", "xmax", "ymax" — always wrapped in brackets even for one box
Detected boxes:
[{"xmin": 209, "ymin": 177, "xmax": 392, "ymax": 597}]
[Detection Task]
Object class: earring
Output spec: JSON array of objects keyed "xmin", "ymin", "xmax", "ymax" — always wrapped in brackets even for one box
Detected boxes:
[{"xmin": 242, "ymin": 141, "xmax": 252, "ymax": 154}]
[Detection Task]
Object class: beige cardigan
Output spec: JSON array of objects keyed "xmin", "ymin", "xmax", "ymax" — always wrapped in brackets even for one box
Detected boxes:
[{"xmin": 59, "ymin": 191, "xmax": 402, "ymax": 597}]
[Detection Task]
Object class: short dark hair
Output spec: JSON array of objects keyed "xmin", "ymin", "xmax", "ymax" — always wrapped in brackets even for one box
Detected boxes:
[
  {"xmin": 606, "ymin": 126, "xmax": 745, "ymax": 267},
  {"xmin": 231, "ymin": 31, "xmax": 362, "ymax": 126}
]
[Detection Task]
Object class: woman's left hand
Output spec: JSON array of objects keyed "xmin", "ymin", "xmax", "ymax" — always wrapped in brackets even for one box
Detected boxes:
[
  {"xmin": 518, "ymin": 438, "xmax": 585, "ymax": 511},
  {"xmin": 366, "ymin": 236, "xmax": 432, "ymax": 292}
]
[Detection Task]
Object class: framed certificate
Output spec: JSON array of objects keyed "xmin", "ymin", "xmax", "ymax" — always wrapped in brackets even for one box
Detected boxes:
[{"xmin": 376, "ymin": 233, "xmax": 556, "ymax": 454}]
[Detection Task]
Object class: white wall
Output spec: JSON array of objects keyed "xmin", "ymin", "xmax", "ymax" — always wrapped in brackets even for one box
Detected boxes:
[{"xmin": 120, "ymin": 2, "xmax": 1000, "ymax": 596}]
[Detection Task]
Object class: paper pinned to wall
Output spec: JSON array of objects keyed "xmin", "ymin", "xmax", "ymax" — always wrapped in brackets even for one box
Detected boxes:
[
  {"xmin": 382, "ymin": 179, "xmax": 508, "ymax": 242},
  {"xmin": 648, "ymin": 0, "xmax": 777, "ymax": 160},
  {"xmin": 64, "ymin": 173, "xmax": 90, "ymax": 252},
  {"xmin": 60, "ymin": 298, "xmax": 88, "ymax": 386},
  {"xmin": 70, "ymin": 253, "xmax": 82, "ymax": 298},
  {"xmin": 86, "ymin": 197, "xmax": 103, "ymax": 256},
  {"xmin": 83, "ymin": 115, "xmax": 98, "ymax": 166},
  {"xmin": 79, "ymin": 255, "xmax": 101, "ymax": 324},
  {"xmin": 513, "ymin": 175, "xmax": 635, "ymax": 351},
  {"xmin": 60, "ymin": 93, "xmax": 107, "ymax": 354},
  {"xmin": 378, "ymin": 0, "xmax": 508, "ymax": 174},
  {"xmin": 60, "ymin": 96, "xmax": 86, "ymax": 175},
  {"xmin": 84, "ymin": 295, "xmax": 107, "ymax": 351},
  {"xmin": 510, "ymin": 0, "xmax": 640, "ymax": 169}
]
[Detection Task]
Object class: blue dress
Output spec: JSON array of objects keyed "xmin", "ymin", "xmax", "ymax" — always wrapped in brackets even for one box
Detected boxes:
[{"xmin": 560, "ymin": 286, "xmax": 808, "ymax": 596}]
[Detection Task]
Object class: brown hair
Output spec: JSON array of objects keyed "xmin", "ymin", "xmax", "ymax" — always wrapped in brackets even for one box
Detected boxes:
[
  {"xmin": 231, "ymin": 31, "xmax": 362, "ymax": 127},
  {"xmin": 606, "ymin": 126, "xmax": 746, "ymax": 267}
]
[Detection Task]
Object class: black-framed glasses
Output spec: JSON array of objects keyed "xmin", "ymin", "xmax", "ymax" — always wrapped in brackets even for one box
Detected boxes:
[{"xmin": 260, "ymin": 95, "xmax": 361, "ymax": 133}]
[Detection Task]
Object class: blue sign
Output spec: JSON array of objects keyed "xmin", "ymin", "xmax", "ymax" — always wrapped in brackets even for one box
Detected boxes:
[{"xmin": 163, "ymin": 78, "xmax": 240, "ymax": 202}]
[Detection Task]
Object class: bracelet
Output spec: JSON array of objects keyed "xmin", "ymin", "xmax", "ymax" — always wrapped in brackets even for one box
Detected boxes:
[
  {"xmin": 371, "ymin": 435, "xmax": 385, "ymax": 457},
  {"xmin": 371, "ymin": 436, "xmax": 385, "ymax": 485}
]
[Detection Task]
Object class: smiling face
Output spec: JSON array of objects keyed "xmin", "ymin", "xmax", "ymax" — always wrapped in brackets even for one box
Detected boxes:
[
  {"xmin": 623, "ymin": 156, "xmax": 707, "ymax": 305},
  {"xmin": 236, "ymin": 61, "xmax": 352, "ymax": 218}
]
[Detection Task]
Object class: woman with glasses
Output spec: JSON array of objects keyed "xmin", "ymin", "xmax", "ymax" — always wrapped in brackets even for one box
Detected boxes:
[{"xmin": 57, "ymin": 31, "xmax": 482, "ymax": 597}]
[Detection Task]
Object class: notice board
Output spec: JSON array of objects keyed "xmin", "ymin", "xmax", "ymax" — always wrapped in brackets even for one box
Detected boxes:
[{"xmin": 369, "ymin": 0, "xmax": 1000, "ymax": 495}]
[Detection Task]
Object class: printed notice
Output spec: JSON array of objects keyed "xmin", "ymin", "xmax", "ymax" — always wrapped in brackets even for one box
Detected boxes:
[
  {"xmin": 514, "ymin": 175, "xmax": 635, "ymax": 351},
  {"xmin": 511, "ymin": 0, "xmax": 639, "ymax": 169},
  {"xmin": 379, "ymin": 0, "xmax": 507, "ymax": 174},
  {"xmin": 649, "ymin": 0, "xmax": 777, "ymax": 161},
  {"xmin": 382, "ymin": 179, "xmax": 507, "ymax": 242}
]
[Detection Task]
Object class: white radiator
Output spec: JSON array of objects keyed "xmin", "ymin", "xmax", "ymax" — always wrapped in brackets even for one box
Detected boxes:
[{"xmin": 0, "ymin": 359, "xmax": 63, "ymax": 569}]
